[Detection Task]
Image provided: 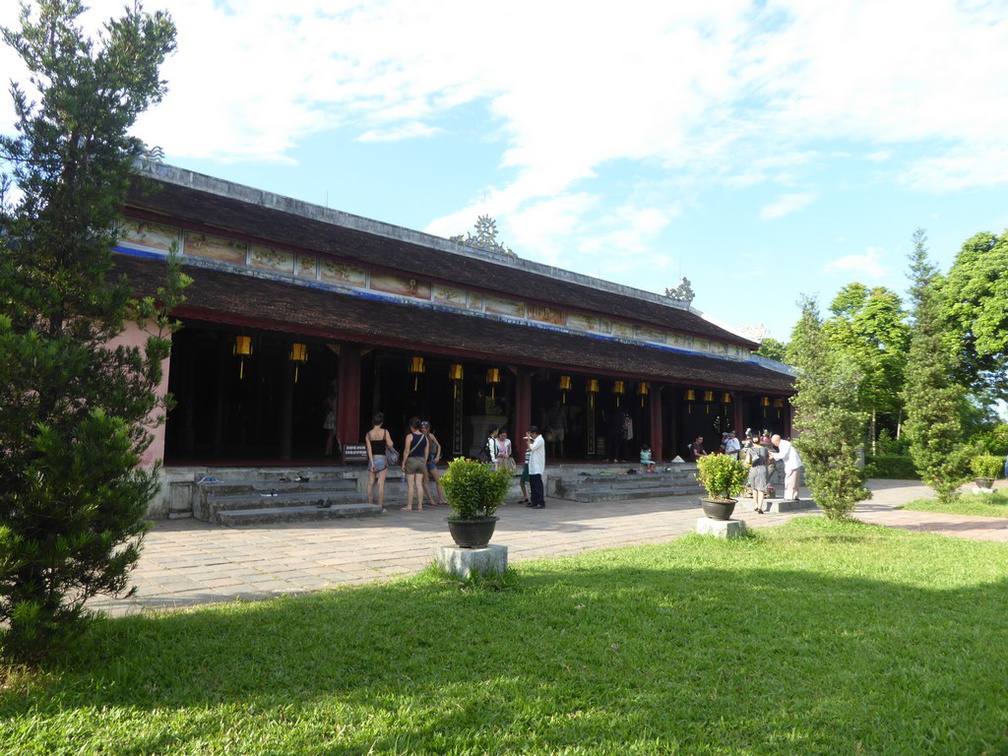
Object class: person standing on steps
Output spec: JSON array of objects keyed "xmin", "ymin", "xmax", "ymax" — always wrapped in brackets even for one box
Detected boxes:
[
  {"xmin": 365, "ymin": 412, "xmax": 395, "ymax": 511},
  {"xmin": 401, "ymin": 416, "xmax": 430, "ymax": 512},
  {"xmin": 525, "ymin": 426, "xmax": 546, "ymax": 509}
]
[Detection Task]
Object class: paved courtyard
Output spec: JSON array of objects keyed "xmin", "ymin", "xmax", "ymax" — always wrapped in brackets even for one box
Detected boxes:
[{"xmin": 90, "ymin": 479, "xmax": 1008, "ymax": 617}]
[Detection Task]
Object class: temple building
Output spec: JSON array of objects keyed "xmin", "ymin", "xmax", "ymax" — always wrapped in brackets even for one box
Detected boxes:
[{"xmin": 117, "ymin": 165, "xmax": 794, "ymax": 514}]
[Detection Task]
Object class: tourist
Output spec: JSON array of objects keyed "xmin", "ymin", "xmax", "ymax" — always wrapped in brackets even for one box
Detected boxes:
[
  {"xmin": 770, "ymin": 433, "xmax": 803, "ymax": 501},
  {"xmin": 525, "ymin": 426, "xmax": 546, "ymax": 509},
  {"xmin": 484, "ymin": 424, "xmax": 500, "ymax": 467},
  {"xmin": 323, "ymin": 387, "xmax": 337, "ymax": 457},
  {"xmin": 639, "ymin": 443, "xmax": 656, "ymax": 473},
  {"xmin": 724, "ymin": 430, "xmax": 741, "ymax": 460},
  {"xmin": 689, "ymin": 435, "xmax": 707, "ymax": 461},
  {"xmin": 745, "ymin": 433, "xmax": 770, "ymax": 514},
  {"xmin": 401, "ymin": 417, "xmax": 429, "ymax": 512},
  {"xmin": 517, "ymin": 431, "xmax": 532, "ymax": 505},
  {"xmin": 420, "ymin": 420, "xmax": 447, "ymax": 506},
  {"xmin": 365, "ymin": 412, "xmax": 395, "ymax": 511},
  {"xmin": 497, "ymin": 428, "xmax": 516, "ymax": 474}
]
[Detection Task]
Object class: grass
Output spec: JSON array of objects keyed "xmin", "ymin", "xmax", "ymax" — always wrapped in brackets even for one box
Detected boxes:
[
  {"xmin": 901, "ymin": 489, "xmax": 1008, "ymax": 519},
  {"xmin": 2, "ymin": 517, "xmax": 1007, "ymax": 755}
]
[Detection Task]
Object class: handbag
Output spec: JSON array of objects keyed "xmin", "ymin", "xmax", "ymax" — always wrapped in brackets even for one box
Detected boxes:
[{"xmin": 386, "ymin": 447, "xmax": 400, "ymax": 465}]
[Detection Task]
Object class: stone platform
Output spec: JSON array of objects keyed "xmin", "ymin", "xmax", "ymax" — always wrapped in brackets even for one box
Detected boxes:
[
  {"xmin": 696, "ymin": 517, "xmax": 748, "ymax": 538},
  {"xmin": 433, "ymin": 544, "xmax": 509, "ymax": 579}
]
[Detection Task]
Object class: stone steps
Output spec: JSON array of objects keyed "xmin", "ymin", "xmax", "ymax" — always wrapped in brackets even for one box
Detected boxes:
[
  {"xmin": 189, "ymin": 469, "xmax": 378, "ymax": 525},
  {"xmin": 215, "ymin": 501, "xmax": 382, "ymax": 526},
  {"xmin": 552, "ymin": 468, "xmax": 703, "ymax": 503}
]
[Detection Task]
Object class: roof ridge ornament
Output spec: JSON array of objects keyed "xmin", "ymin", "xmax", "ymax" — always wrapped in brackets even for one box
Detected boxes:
[
  {"xmin": 450, "ymin": 214, "xmax": 516, "ymax": 258},
  {"xmin": 664, "ymin": 276, "xmax": 695, "ymax": 305}
]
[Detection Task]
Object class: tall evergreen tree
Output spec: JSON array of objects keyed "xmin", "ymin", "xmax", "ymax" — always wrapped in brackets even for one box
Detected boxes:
[
  {"xmin": 0, "ymin": 0, "xmax": 180, "ymax": 661},
  {"xmin": 902, "ymin": 229, "xmax": 969, "ymax": 503},
  {"xmin": 823, "ymin": 283, "xmax": 910, "ymax": 452},
  {"xmin": 788, "ymin": 296, "xmax": 870, "ymax": 520}
]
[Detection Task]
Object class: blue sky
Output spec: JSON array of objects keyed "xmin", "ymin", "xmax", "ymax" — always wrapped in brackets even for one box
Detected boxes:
[{"xmin": 3, "ymin": 0, "xmax": 1007, "ymax": 341}]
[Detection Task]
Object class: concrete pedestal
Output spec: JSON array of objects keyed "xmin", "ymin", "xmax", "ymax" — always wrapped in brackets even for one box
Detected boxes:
[
  {"xmin": 696, "ymin": 517, "xmax": 747, "ymax": 539},
  {"xmin": 434, "ymin": 544, "xmax": 508, "ymax": 579},
  {"xmin": 765, "ymin": 498, "xmax": 816, "ymax": 513}
]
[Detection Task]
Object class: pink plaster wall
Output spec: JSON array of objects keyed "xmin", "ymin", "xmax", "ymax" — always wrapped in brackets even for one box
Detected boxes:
[{"xmin": 109, "ymin": 322, "xmax": 171, "ymax": 469}]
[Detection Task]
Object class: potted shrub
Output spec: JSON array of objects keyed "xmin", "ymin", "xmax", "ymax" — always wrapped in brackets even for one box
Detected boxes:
[
  {"xmin": 441, "ymin": 457, "xmax": 511, "ymax": 548},
  {"xmin": 695, "ymin": 453, "xmax": 748, "ymax": 520},
  {"xmin": 971, "ymin": 454, "xmax": 1002, "ymax": 490}
]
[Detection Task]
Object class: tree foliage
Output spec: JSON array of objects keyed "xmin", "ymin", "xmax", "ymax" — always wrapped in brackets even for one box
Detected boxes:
[
  {"xmin": 902, "ymin": 229, "xmax": 969, "ymax": 504},
  {"xmin": 756, "ymin": 336, "xmax": 788, "ymax": 363},
  {"xmin": 788, "ymin": 296, "xmax": 870, "ymax": 520},
  {"xmin": 822, "ymin": 282, "xmax": 909, "ymax": 449},
  {"xmin": 0, "ymin": 0, "xmax": 179, "ymax": 661},
  {"xmin": 942, "ymin": 229, "xmax": 1008, "ymax": 400}
]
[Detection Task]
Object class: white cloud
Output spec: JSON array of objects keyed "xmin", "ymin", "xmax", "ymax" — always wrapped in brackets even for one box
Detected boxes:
[
  {"xmin": 4, "ymin": 0, "xmax": 1008, "ymax": 253},
  {"xmin": 759, "ymin": 192, "xmax": 816, "ymax": 220},
  {"xmin": 824, "ymin": 247, "xmax": 887, "ymax": 278}
]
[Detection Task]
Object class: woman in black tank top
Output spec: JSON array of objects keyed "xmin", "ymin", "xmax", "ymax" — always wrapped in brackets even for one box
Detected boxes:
[{"xmin": 366, "ymin": 412, "xmax": 394, "ymax": 510}]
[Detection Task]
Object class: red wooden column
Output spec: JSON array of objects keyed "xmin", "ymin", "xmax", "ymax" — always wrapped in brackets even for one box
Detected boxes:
[
  {"xmin": 650, "ymin": 384, "xmax": 664, "ymax": 461},
  {"xmin": 515, "ymin": 369, "xmax": 532, "ymax": 437},
  {"xmin": 337, "ymin": 346, "xmax": 361, "ymax": 446}
]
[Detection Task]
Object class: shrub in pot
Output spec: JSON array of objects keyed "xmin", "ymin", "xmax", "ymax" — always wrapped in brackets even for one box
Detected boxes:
[
  {"xmin": 695, "ymin": 453, "xmax": 748, "ymax": 520},
  {"xmin": 970, "ymin": 454, "xmax": 1002, "ymax": 489},
  {"xmin": 441, "ymin": 458, "xmax": 511, "ymax": 547}
]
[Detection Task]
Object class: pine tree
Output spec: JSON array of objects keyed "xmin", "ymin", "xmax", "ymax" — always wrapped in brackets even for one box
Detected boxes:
[
  {"xmin": 788, "ymin": 296, "xmax": 870, "ymax": 519},
  {"xmin": 902, "ymin": 229, "xmax": 969, "ymax": 503},
  {"xmin": 0, "ymin": 0, "xmax": 180, "ymax": 661}
]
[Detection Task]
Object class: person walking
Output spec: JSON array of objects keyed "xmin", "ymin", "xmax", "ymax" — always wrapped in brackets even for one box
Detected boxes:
[
  {"xmin": 420, "ymin": 420, "xmax": 447, "ymax": 506},
  {"xmin": 401, "ymin": 417, "xmax": 429, "ymax": 512},
  {"xmin": 770, "ymin": 433, "xmax": 803, "ymax": 501},
  {"xmin": 365, "ymin": 412, "xmax": 395, "ymax": 511},
  {"xmin": 745, "ymin": 433, "xmax": 770, "ymax": 514},
  {"xmin": 525, "ymin": 426, "xmax": 546, "ymax": 509},
  {"xmin": 517, "ymin": 432, "xmax": 532, "ymax": 505}
]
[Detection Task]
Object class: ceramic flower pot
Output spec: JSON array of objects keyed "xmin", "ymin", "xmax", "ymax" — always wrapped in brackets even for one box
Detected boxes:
[
  {"xmin": 701, "ymin": 498, "xmax": 737, "ymax": 521},
  {"xmin": 446, "ymin": 516, "xmax": 499, "ymax": 548}
]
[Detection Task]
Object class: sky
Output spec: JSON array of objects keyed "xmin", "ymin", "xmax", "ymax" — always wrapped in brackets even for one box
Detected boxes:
[{"xmin": 2, "ymin": 0, "xmax": 1007, "ymax": 341}]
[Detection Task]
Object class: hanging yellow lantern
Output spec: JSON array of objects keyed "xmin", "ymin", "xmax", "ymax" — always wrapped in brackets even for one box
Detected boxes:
[
  {"xmin": 761, "ymin": 396, "xmax": 770, "ymax": 407},
  {"xmin": 613, "ymin": 380, "xmax": 625, "ymax": 407},
  {"xmin": 289, "ymin": 342, "xmax": 308, "ymax": 383},
  {"xmin": 723, "ymin": 392, "xmax": 732, "ymax": 404},
  {"xmin": 449, "ymin": 363, "xmax": 463, "ymax": 399},
  {"xmin": 408, "ymin": 355, "xmax": 425, "ymax": 391},
  {"xmin": 558, "ymin": 374, "xmax": 572, "ymax": 404},
  {"xmin": 234, "ymin": 335, "xmax": 253, "ymax": 380},
  {"xmin": 685, "ymin": 388, "xmax": 695, "ymax": 414},
  {"xmin": 486, "ymin": 367, "xmax": 501, "ymax": 400},
  {"xmin": 637, "ymin": 381, "xmax": 649, "ymax": 407}
]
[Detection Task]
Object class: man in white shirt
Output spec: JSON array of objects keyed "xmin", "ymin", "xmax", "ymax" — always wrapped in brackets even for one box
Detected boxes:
[
  {"xmin": 770, "ymin": 434, "xmax": 802, "ymax": 501},
  {"xmin": 724, "ymin": 431, "xmax": 741, "ymax": 459},
  {"xmin": 525, "ymin": 426, "xmax": 546, "ymax": 509}
]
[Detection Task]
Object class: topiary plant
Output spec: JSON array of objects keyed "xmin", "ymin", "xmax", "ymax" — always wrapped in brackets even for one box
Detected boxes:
[
  {"xmin": 695, "ymin": 454, "xmax": 748, "ymax": 501},
  {"xmin": 970, "ymin": 454, "xmax": 1002, "ymax": 482},
  {"xmin": 441, "ymin": 457, "xmax": 511, "ymax": 520}
]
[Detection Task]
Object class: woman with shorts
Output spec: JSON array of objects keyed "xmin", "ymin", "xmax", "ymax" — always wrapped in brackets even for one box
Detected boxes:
[
  {"xmin": 365, "ymin": 413, "xmax": 395, "ymax": 510},
  {"xmin": 420, "ymin": 420, "xmax": 447, "ymax": 506},
  {"xmin": 401, "ymin": 417, "xmax": 430, "ymax": 512}
]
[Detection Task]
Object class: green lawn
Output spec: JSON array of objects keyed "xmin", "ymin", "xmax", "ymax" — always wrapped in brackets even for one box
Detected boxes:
[
  {"xmin": 2, "ymin": 517, "xmax": 1007, "ymax": 755},
  {"xmin": 901, "ymin": 489, "xmax": 1008, "ymax": 519}
]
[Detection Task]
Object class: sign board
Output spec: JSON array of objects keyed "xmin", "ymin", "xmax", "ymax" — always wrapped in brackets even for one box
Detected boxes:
[{"xmin": 342, "ymin": 444, "xmax": 368, "ymax": 464}]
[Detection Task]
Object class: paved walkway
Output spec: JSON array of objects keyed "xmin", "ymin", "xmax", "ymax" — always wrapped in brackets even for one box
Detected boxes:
[{"xmin": 91, "ymin": 479, "xmax": 1008, "ymax": 617}]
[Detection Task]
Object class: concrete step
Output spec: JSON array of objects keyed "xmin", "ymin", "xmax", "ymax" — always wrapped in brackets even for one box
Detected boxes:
[
  {"xmin": 207, "ymin": 490, "xmax": 369, "ymax": 513},
  {"xmin": 552, "ymin": 470, "xmax": 703, "ymax": 502},
  {"xmin": 214, "ymin": 501, "xmax": 383, "ymax": 526}
]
